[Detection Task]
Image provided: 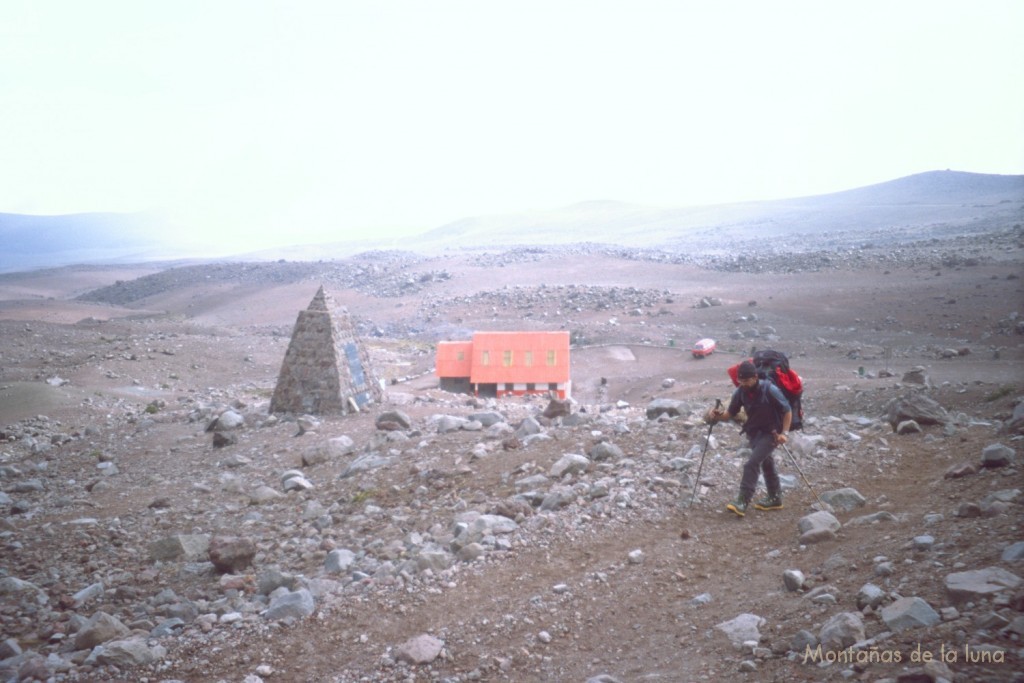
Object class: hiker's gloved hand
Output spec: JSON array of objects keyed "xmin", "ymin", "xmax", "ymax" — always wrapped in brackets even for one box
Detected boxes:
[{"xmin": 706, "ymin": 408, "xmax": 727, "ymax": 424}]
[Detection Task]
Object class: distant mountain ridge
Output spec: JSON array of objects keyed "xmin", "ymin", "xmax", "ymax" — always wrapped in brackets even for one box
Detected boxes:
[
  {"xmin": 0, "ymin": 212, "xmax": 177, "ymax": 273},
  {"xmin": 2, "ymin": 170, "xmax": 1022, "ymax": 273},
  {"xmin": 406, "ymin": 170, "xmax": 1024, "ymax": 252}
]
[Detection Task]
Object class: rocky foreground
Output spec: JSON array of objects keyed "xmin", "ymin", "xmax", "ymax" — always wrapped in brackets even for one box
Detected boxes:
[{"xmin": 1, "ymin": 356, "xmax": 1022, "ymax": 682}]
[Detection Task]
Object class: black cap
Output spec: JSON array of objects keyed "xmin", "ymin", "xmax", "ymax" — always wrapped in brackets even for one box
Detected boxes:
[{"xmin": 738, "ymin": 360, "xmax": 758, "ymax": 379}]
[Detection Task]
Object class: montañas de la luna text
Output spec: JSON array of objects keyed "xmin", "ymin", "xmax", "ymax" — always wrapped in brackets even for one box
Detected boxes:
[{"xmin": 803, "ymin": 642, "xmax": 1006, "ymax": 666}]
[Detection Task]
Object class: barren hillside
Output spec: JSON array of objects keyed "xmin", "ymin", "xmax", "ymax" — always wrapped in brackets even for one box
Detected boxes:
[{"xmin": 0, "ymin": 224, "xmax": 1023, "ymax": 683}]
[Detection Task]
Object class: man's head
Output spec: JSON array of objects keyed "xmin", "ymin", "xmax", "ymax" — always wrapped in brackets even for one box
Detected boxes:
[{"xmin": 737, "ymin": 360, "xmax": 758, "ymax": 387}]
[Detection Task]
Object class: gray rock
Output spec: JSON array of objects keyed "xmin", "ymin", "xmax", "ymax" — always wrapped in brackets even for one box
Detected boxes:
[
  {"xmin": 690, "ymin": 593, "xmax": 713, "ymax": 606},
  {"xmin": 514, "ymin": 416, "xmax": 542, "ymax": 438},
  {"xmin": 945, "ymin": 567, "xmax": 1022, "ymax": 605},
  {"xmin": 457, "ymin": 542, "xmax": 485, "ymax": 562},
  {"xmin": 325, "ymin": 549, "xmax": 356, "ymax": 574},
  {"xmin": 1005, "ymin": 400, "xmax": 1024, "ymax": 434},
  {"xmin": 896, "ymin": 419, "xmax": 922, "ymax": 434},
  {"xmin": 75, "ymin": 611, "xmax": 130, "ymax": 649},
  {"xmin": 856, "ymin": 583, "xmax": 887, "ymax": 610},
  {"xmin": 514, "ymin": 473, "xmax": 549, "ymax": 491},
  {"xmin": 12, "ymin": 478, "xmax": 44, "ymax": 493},
  {"xmin": 93, "ymin": 638, "xmax": 167, "ymax": 666},
  {"xmin": 211, "ymin": 432, "xmax": 237, "ymax": 448},
  {"xmin": 539, "ymin": 486, "xmax": 576, "ymax": 511},
  {"xmin": 208, "ymin": 535, "xmax": 256, "ymax": 573},
  {"xmin": 900, "ymin": 366, "xmax": 931, "ymax": 388},
  {"xmin": 880, "ymin": 596, "xmax": 940, "ymax": 632},
  {"xmin": 72, "ymin": 582, "xmax": 104, "ymax": 608},
  {"xmin": 282, "ymin": 474, "xmax": 314, "ymax": 492},
  {"xmin": 982, "ymin": 488, "xmax": 1021, "ymax": 506},
  {"xmin": 550, "ymin": 453, "xmax": 590, "ymax": 478},
  {"xmin": 302, "ymin": 435, "xmax": 356, "ymax": 466},
  {"xmin": 395, "ymin": 634, "xmax": 444, "ymax": 664},
  {"xmin": 468, "ymin": 411, "xmax": 505, "ymax": 427},
  {"xmin": 210, "ymin": 409, "xmax": 245, "ymax": 431},
  {"xmin": 1002, "ymin": 541, "xmax": 1024, "ymax": 562},
  {"xmin": 257, "ymin": 568, "xmax": 298, "ymax": 595},
  {"xmin": 339, "ymin": 453, "xmax": 393, "ymax": 478},
  {"xmin": 797, "ymin": 510, "xmax": 841, "ymax": 544},
  {"xmin": 149, "ymin": 534, "xmax": 211, "ymax": 562},
  {"xmin": 981, "ymin": 442, "xmax": 1015, "ymax": 468},
  {"xmin": 818, "ymin": 611, "xmax": 864, "ymax": 650},
  {"xmin": 782, "ymin": 569, "xmax": 805, "ymax": 592},
  {"xmin": 295, "ymin": 415, "xmax": 321, "ymax": 435},
  {"xmin": 886, "ymin": 393, "xmax": 948, "ymax": 429},
  {"xmin": 912, "ymin": 535, "xmax": 935, "ymax": 551},
  {"xmin": 435, "ymin": 415, "xmax": 470, "ymax": 433},
  {"xmin": 645, "ymin": 398, "xmax": 686, "ymax": 420},
  {"xmin": 845, "ymin": 510, "xmax": 900, "ymax": 526},
  {"xmin": 0, "ymin": 638, "xmax": 21, "ymax": 659},
  {"xmin": 944, "ymin": 462, "xmax": 977, "ymax": 478},
  {"xmin": 715, "ymin": 613, "xmax": 765, "ymax": 649},
  {"xmin": 819, "ymin": 487, "xmax": 866, "ymax": 512},
  {"xmin": 542, "ymin": 396, "xmax": 573, "ymax": 418},
  {"xmin": 249, "ymin": 485, "xmax": 285, "ymax": 503},
  {"xmin": 790, "ymin": 629, "xmax": 817, "ymax": 653},
  {"xmin": 264, "ymin": 589, "xmax": 315, "ymax": 620},
  {"xmin": 376, "ymin": 410, "xmax": 412, "ymax": 430},
  {"xmin": 956, "ymin": 502, "xmax": 983, "ymax": 517},
  {"xmin": 561, "ymin": 412, "xmax": 591, "ymax": 427},
  {"xmin": 150, "ymin": 618, "xmax": 186, "ymax": 637},
  {"xmin": 589, "ymin": 441, "xmax": 624, "ymax": 462},
  {"xmin": 415, "ymin": 545, "xmax": 452, "ymax": 572}
]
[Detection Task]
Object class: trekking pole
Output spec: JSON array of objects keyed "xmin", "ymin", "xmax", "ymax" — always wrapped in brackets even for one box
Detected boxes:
[
  {"xmin": 777, "ymin": 438, "xmax": 826, "ymax": 510},
  {"xmin": 688, "ymin": 399, "xmax": 722, "ymax": 507}
]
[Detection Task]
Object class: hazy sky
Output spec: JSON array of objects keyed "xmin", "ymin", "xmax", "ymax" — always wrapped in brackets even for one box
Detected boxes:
[{"xmin": 2, "ymin": 1, "xmax": 1022, "ymax": 249}]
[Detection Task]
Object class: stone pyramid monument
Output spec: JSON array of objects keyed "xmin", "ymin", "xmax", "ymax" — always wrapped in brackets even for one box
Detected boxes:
[{"xmin": 269, "ymin": 286, "xmax": 383, "ymax": 415}]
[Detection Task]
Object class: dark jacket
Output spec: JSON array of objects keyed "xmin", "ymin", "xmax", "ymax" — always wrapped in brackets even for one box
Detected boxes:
[{"xmin": 728, "ymin": 379, "xmax": 792, "ymax": 437}]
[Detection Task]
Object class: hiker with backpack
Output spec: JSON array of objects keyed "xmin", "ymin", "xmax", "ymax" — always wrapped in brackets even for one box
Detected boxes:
[{"xmin": 707, "ymin": 359, "xmax": 793, "ymax": 517}]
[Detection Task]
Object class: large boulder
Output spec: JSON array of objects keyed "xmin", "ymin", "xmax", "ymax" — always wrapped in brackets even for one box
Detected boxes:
[
  {"xmin": 550, "ymin": 453, "xmax": 590, "ymax": 478},
  {"xmin": 264, "ymin": 589, "xmax": 315, "ymax": 620},
  {"xmin": 819, "ymin": 488, "xmax": 866, "ymax": 513},
  {"xmin": 542, "ymin": 396, "xmax": 573, "ymax": 418},
  {"xmin": 715, "ymin": 613, "xmax": 765, "ymax": 649},
  {"xmin": 900, "ymin": 366, "xmax": 932, "ymax": 388},
  {"xmin": 589, "ymin": 441, "xmax": 625, "ymax": 462},
  {"xmin": 646, "ymin": 399, "xmax": 686, "ymax": 420},
  {"xmin": 149, "ymin": 534, "xmax": 211, "ymax": 562},
  {"xmin": 885, "ymin": 393, "xmax": 948, "ymax": 430},
  {"xmin": 797, "ymin": 510, "xmax": 841, "ymax": 544},
  {"xmin": 207, "ymin": 409, "xmax": 245, "ymax": 432},
  {"xmin": 468, "ymin": 411, "xmax": 506, "ymax": 427},
  {"xmin": 1003, "ymin": 400, "xmax": 1024, "ymax": 435},
  {"xmin": 819, "ymin": 612, "xmax": 864, "ymax": 650},
  {"xmin": 880, "ymin": 596, "xmax": 940, "ymax": 632},
  {"xmin": 74, "ymin": 612, "xmax": 130, "ymax": 650},
  {"xmin": 395, "ymin": 634, "xmax": 444, "ymax": 664},
  {"xmin": 945, "ymin": 567, "xmax": 1021, "ymax": 605},
  {"xmin": 981, "ymin": 443, "xmax": 1015, "ymax": 468},
  {"xmin": 376, "ymin": 410, "xmax": 412, "ymax": 431},
  {"xmin": 208, "ymin": 535, "xmax": 257, "ymax": 573}
]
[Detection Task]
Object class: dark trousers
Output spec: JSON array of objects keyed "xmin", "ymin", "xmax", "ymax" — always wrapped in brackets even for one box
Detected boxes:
[{"xmin": 739, "ymin": 432, "xmax": 781, "ymax": 501}]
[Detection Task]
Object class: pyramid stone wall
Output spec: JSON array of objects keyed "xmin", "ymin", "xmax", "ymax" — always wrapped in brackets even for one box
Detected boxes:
[{"xmin": 269, "ymin": 286, "xmax": 383, "ymax": 415}]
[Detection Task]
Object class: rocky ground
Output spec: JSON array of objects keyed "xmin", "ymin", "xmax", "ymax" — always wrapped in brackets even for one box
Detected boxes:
[{"xmin": 0, "ymin": 227, "xmax": 1023, "ymax": 683}]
